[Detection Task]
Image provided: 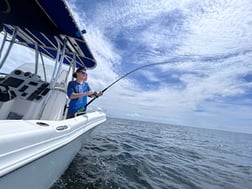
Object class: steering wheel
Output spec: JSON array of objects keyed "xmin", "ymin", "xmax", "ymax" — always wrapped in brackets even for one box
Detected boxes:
[
  {"xmin": 0, "ymin": 84, "xmax": 9, "ymax": 92},
  {"xmin": 0, "ymin": 84, "xmax": 16, "ymax": 101}
]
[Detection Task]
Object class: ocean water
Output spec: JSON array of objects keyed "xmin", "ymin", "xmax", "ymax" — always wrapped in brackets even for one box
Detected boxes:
[{"xmin": 51, "ymin": 117, "xmax": 252, "ymax": 189}]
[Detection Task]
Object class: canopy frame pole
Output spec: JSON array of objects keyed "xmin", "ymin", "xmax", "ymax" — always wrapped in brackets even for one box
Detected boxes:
[
  {"xmin": 39, "ymin": 52, "xmax": 47, "ymax": 82},
  {"xmin": 0, "ymin": 27, "xmax": 18, "ymax": 69},
  {"xmin": 0, "ymin": 30, "xmax": 7, "ymax": 59},
  {"xmin": 34, "ymin": 43, "xmax": 39, "ymax": 75},
  {"xmin": 50, "ymin": 38, "xmax": 67, "ymax": 88}
]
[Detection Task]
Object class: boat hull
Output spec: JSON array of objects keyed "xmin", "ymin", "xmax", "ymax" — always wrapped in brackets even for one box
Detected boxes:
[{"xmin": 0, "ymin": 111, "xmax": 106, "ymax": 189}]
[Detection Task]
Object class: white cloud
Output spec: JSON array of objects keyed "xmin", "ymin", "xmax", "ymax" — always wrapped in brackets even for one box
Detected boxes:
[
  {"xmin": 179, "ymin": 0, "xmax": 252, "ymax": 55},
  {"xmin": 66, "ymin": 0, "xmax": 252, "ymax": 133}
]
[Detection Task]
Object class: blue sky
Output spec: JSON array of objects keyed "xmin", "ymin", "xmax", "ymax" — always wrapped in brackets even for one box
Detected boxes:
[
  {"xmin": 1, "ymin": 0, "xmax": 252, "ymax": 133},
  {"xmin": 66, "ymin": 0, "xmax": 252, "ymax": 133}
]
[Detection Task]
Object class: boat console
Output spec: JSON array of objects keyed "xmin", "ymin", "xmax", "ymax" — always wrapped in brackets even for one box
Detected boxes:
[
  {"xmin": 0, "ymin": 69, "xmax": 50, "ymax": 102},
  {"xmin": 0, "ymin": 69, "xmax": 50, "ymax": 120}
]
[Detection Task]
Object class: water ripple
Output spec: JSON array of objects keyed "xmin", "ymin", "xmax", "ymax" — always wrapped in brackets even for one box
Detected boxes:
[{"xmin": 51, "ymin": 118, "xmax": 252, "ymax": 189}]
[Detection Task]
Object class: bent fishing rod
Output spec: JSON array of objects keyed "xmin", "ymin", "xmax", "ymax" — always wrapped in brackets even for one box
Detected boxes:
[
  {"xmin": 85, "ymin": 60, "xmax": 175, "ymax": 108},
  {"xmin": 85, "ymin": 51, "xmax": 239, "ymax": 108}
]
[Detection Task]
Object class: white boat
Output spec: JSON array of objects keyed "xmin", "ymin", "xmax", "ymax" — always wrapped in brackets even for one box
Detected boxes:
[{"xmin": 0, "ymin": 0, "xmax": 106, "ymax": 188}]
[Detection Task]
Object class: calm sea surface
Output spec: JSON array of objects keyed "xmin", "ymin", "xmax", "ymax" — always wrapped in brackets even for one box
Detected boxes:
[{"xmin": 51, "ymin": 117, "xmax": 252, "ymax": 189}]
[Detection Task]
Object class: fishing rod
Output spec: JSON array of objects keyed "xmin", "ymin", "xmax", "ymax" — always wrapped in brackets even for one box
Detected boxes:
[
  {"xmin": 85, "ymin": 50, "xmax": 246, "ymax": 108},
  {"xmin": 85, "ymin": 60, "xmax": 174, "ymax": 108}
]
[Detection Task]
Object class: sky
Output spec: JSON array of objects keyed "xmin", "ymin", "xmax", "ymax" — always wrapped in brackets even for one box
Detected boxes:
[
  {"xmin": 1, "ymin": 0, "xmax": 252, "ymax": 133},
  {"xmin": 65, "ymin": 0, "xmax": 252, "ymax": 133}
]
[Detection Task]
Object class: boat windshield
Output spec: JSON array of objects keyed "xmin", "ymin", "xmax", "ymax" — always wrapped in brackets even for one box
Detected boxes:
[{"xmin": 16, "ymin": 63, "xmax": 69, "ymax": 89}]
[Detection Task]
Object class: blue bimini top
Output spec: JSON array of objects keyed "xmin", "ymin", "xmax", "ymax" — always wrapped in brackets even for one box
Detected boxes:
[{"xmin": 0, "ymin": 0, "xmax": 97, "ymax": 69}]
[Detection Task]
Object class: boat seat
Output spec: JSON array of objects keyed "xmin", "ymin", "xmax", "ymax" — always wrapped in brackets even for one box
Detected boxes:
[{"xmin": 40, "ymin": 88, "xmax": 68, "ymax": 120}]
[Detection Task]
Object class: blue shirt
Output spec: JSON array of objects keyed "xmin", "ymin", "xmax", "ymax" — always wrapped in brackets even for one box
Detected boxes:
[{"xmin": 67, "ymin": 80, "xmax": 91, "ymax": 116}]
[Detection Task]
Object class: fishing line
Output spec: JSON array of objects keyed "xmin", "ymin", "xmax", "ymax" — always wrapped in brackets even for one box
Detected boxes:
[
  {"xmin": 85, "ymin": 60, "xmax": 175, "ymax": 108},
  {"xmin": 85, "ymin": 49, "xmax": 251, "ymax": 108}
]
